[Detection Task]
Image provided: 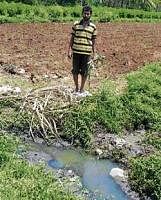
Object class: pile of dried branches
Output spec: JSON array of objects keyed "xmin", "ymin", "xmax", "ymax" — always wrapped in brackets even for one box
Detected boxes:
[
  {"xmin": 1, "ymin": 55, "xmax": 105, "ymax": 144},
  {"xmin": 19, "ymin": 86, "xmax": 78, "ymax": 144}
]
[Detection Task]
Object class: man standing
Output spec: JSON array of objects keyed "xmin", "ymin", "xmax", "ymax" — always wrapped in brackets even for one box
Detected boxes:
[{"xmin": 68, "ymin": 5, "xmax": 97, "ymax": 93}]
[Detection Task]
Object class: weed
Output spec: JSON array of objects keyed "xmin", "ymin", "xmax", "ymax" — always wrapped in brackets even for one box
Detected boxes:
[{"xmin": 129, "ymin": 154, "xmax": 161, "ymax": 199}]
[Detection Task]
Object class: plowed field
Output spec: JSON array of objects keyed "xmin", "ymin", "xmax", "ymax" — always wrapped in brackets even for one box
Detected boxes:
[{"xmin": 0, "ymin": 22, "xmax": 161, "ymax": 87}]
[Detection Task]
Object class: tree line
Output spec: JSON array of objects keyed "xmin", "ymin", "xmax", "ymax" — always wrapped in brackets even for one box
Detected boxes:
[{"xmin": 0, "ymin": 0, "xmax": 161, "ymax": 10}]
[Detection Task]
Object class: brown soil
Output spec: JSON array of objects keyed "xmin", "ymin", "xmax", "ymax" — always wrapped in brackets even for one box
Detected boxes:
[{"xmin": 0, "ymin": 22, "xmax": 161, "ymax": 87}]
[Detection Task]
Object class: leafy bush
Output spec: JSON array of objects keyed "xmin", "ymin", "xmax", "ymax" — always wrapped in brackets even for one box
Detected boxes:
[
  {"xmin": 123, "ymin": 63, "xmax": 161, "ymax": 130},
  {"xmin": 0, "ymin": 3, "xmax": 8, "ymax": 16},
  {"xmin": 33, "ymin": 6, "xmax": 48, "ymax": 18},
  {"xmin": 99, "ymin": 11, "xmax": 115, "ymax": 22},
  {"xmin": 129, "ymin": 154, "xmax": 161, "ymax": 199},
  {"xmin": 94, "ymin": 81, "xmax": 126, "ymax": 133},
  {"xmin": 64, "ymin": 98, "xmax": 96, "ymax": 146},
  {"xmin": 48, "ymin": 6, "xmax": 63, "ymax": 21},
  {"xmin": 70, "ymin": 6, "xmax": 81, "ymax": 18}
]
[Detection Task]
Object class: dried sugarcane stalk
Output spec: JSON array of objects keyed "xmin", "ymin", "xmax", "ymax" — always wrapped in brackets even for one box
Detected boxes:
[
  {"xmin": 7, "ymin": 85, "xmax": 83, "ymax": 144},
  {"xmin": 43, "ymin": 92, "xmax": 51, "ymax": 109},
  {"xmin": 29, "ymin": 113, "xmax": 36, "ymax": 142}
]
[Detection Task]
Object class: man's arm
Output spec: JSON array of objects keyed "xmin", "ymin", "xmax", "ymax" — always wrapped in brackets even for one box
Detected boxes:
[
  {"xmin": 92, "ymin": 38, "xmax": 96, "ymax": 53},
  {"xmin": 92, "ymin": 38, "xmax": 96, "ymax": 57},
  {"xmin": 92, "ymin": 24, "xmax": 97, "ymax": 57},
  {"xmin": 68, "ymin": 34, "xmax": 74, "ymax": 59}
]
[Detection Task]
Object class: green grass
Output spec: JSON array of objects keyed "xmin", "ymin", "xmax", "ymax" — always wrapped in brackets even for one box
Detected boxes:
[
  {"xmin": 123, "ymin": 63, "xmax": 161, "ymax": 130},
  {"xmin": 129, "ymin": 154, "xmax": 161, "ymax": 199},
  {"xmin": 0, "ymin": 133, "xmax": 79, "ymax": 200},
  {"xmin": 63, "ymin": 81, "xmax": 127, "ymax": 145},
  {"xmin": 143, "ymin": 132, "xmax": 161, "ymax": 150},
  {"xmin": 63, "ymin": 63, "xmax": 161, "ymax": 146},
  {"xmin": 1, "ymin": 63, "xmax": 161, "ymax": 146}
]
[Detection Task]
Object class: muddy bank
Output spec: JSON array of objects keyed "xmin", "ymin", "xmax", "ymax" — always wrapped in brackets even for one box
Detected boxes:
[{"xmin": 91, "ymin": 125, "xmax": 154, "ymax": 165}]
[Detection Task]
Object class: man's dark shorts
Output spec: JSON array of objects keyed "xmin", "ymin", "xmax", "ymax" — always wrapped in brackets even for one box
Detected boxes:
[{"xmin": 72, "ymin": 53, "xmax": 90, "ymax": 76}]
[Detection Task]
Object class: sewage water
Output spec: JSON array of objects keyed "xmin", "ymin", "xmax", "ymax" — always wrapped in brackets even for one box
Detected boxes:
[
  {"xmin": 27, "ymin": 143, "xmax": 128, "ymax": 200},
  {"xmin": 82, "ymin": 160, "xmax": 128, "ymax": 200},
  {"xmin": 48, "ymin": 150, "xmax": 128, "ymax": 200}
]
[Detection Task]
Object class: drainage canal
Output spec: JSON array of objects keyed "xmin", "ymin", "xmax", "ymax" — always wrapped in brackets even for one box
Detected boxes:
[
  {"xmin": 48, "ymin": 149, "xmax": 128, "ymax": 200},
  {"xmin": 26, "ymin": 143, "xmax": 128, "ymax": 200}
]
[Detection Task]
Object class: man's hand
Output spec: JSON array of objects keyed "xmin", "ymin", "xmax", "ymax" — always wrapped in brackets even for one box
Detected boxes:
[
  {"xmin": 91, "ymin": 51, "xmax": 95, "ymax": 60},
  {"xmin": 68, "ymin": 51, "xmax": 72, "ymax": 59}
]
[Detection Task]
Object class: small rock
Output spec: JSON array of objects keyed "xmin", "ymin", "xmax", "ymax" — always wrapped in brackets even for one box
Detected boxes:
[
  {"xmin": 18, "ymin": 68, "xmax": 25, "ymax": 75},
  {"xmin": 66, "ymin": 170, "xmax": 74, "ymax": 177},
  {"xmin": 52, "ymin": 75, "xmax": 59, "ymax": 79},
  {"xmin": 109, "ymin": 167, "xmax": 125, "ymax": 180}
]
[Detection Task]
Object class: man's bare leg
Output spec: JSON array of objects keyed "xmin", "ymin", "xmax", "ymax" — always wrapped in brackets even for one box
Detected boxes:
[
  {"xmin": 80, "ymin": 75, "xmax": 87, "ymax": 93},
  {"xmin": 73, "ymin": 74, "xmax": 79, "ymax": 92}
]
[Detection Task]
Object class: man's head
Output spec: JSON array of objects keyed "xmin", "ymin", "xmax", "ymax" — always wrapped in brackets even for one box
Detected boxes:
[{"xmin": 82, "ymin": 5, "xmax": 92, "ymax": 21}]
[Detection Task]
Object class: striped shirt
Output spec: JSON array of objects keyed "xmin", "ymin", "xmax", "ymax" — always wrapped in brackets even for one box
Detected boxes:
[{"xmin": 71, "ymin": 20, "xmax": 97, "ymax": 55}]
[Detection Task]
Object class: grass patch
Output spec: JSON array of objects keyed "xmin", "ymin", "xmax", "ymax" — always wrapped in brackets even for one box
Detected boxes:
[
  {"xmin": 123, "ymin": 63, "xmax": 161, "ymax": 130},
  {"xmin": 63, "ymin": 81, "xmax": 128, "ymax": 146},
  {"xmin": 129, "ymin": 154, "xmax": 161, "ymax": 199},
  {"xmin": 63, "ymin": 62, "xmax": 161, "ymax": 146},
  {"xmin": 0, "ymin": 133, "xmax": 79, "ymax": 200},
  {"xmin": 0, "ymin": 97, "xmax": 30, "ymax": 131},
  {"xmin": 143, "ymin": 132, "xmax": 161, "ymax": 150}
]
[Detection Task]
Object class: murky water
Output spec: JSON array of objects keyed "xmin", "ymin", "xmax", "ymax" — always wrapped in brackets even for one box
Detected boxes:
[
  {"xmin": 82, "ymin": 160, "xmax": 128, "ymax": 200},
  {"xmin": 48, "ymin": 150, "xmax": 128, "ymax": 200},
  {"xmin": 26, "ymin": 143, "xmax": 128, "ymax": 200}
]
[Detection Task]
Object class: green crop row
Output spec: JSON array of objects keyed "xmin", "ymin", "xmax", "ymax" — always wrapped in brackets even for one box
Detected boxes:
[{"xmin": 0, "ymin": 2, "xmax": 161, "ymax": 23}]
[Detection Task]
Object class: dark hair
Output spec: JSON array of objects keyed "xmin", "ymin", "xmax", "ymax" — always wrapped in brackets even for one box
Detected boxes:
[{"xmin": 82, "ymin": 5, "xmax": 92, "ymax": 14}]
